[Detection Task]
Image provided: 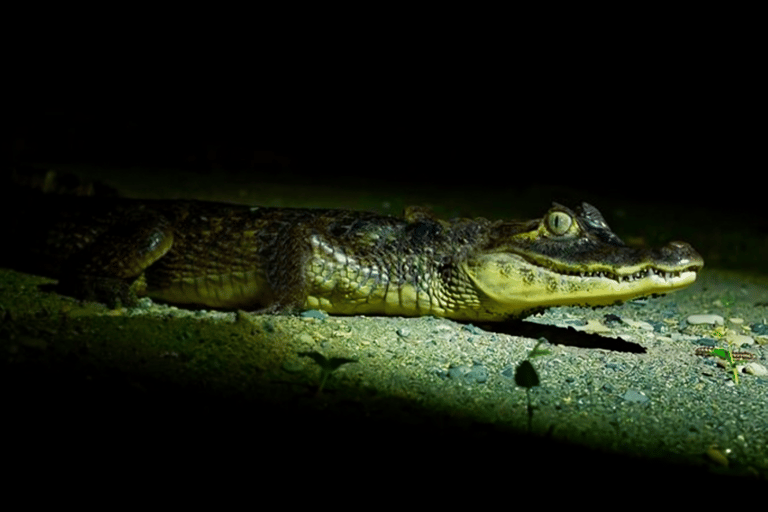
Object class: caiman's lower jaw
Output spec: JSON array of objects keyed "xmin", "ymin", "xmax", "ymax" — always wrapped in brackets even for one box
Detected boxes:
[{"xmin": 463, "ymin": 253, "xmax": 701, "ymax": 316}]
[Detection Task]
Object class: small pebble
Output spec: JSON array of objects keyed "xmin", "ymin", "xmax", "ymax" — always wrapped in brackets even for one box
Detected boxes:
[
  {"xmin": 744, "ymin": 362, "xmax": 768, "ymax": 377},
  {"xmin": 687, "ymin": 314, "xmax": 724, "ymax": 326},
  {"xmin": 621, "ymin": 390, "xmax": 650, "ymax": 403},
  {"xmin": 466, "ymin": 365, "xmax": 488, "ymax": 384},
  {"xmin": 623, "ymin": 319, "xmax": 654, "ymax": 331},
  {"xmin": 462, "ymin": 324, "xmax": 485, "ymax": 335},
  {"xmin": 297, "ymin": 333, "xmax": 315, "ymax": 345},
  {"xmin": 729, "ymin": 334, "xmax": 754, "ymax": 347},
  {"xmin": 448, "ymin": 365, "xmax": 469, "ymax": 379},
  {"xmin": 577, "ymin": 319, "xmax": 611, "ymax": 334}
]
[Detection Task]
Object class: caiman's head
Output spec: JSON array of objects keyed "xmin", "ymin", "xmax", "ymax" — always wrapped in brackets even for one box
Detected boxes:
[{"xmin": 461, "ymin": 202, "xmax": 703, "ymax": 320}]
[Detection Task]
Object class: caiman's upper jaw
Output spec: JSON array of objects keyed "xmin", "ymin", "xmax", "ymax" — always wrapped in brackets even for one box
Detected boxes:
[{"xmin": 521, "ymin": 239, "xmax": 704, "ymax": 284}]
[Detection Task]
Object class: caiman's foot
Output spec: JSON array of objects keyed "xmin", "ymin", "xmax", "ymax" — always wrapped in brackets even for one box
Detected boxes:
[
  {"xmin": 249, "ymin": 299, "xmax": 305, "ymax": 316},
  {"xmin": 57, "ymin": 276, "xmax": 139, "ymax": 308}
]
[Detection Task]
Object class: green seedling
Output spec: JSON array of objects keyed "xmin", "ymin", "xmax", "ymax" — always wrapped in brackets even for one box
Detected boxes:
[
  {"xmin": 514, "ymin": 338, "xmax": 551, "ymax": 432},
  {"xmin": 695, "ymin": 327, "xmax": 755, "ymax": 385},
  {"xmin": 719, "ymin": 292, "xmax": 736, "ymax": 309},
  {"xmin": 299, "ymin": 351, "xmax": 357, "ymax": 395}
]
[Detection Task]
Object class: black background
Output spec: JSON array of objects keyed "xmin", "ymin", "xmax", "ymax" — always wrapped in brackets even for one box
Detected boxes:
[{"xmin": 6, "ymin": 27, "xmax": 766, "ymax": 213}]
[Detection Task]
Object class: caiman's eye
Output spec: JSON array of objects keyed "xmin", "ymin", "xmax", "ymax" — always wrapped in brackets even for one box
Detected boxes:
[{"xmin": 547, "ymin": 211, "xmax": 572, "ymax": 235}]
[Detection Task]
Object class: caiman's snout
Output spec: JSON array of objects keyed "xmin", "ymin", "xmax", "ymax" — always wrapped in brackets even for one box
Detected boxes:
[{"xmin": 661, "ymin": 240, "xmax": 704, "ymax": 271}]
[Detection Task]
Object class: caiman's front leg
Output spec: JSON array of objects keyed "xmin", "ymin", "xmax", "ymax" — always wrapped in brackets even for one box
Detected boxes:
[{"xmin": 55, "ymin": 210, "xmax": 175, "ymax": 308}]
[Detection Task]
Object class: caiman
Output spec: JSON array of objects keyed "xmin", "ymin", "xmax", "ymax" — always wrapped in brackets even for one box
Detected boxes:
[{"xmin": 2, "ymin": 192, "xmax": 703, "ymax": 321}]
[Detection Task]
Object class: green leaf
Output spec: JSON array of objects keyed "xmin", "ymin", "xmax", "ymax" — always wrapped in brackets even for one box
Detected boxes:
[
  {"xmin": 326, "ymin": 356, "xmax": 358, "ymax": 371},
  {"xmin": 515, "ymin": 360, "xmax": 539, "ymax": 388},
  {"xmin": 299, "ymin": 351, "xmax": 356, "ymax": 371}
]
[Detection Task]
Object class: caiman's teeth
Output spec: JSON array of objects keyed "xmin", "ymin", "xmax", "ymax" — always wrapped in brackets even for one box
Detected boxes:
[
  {"xmin": 567, "ymin": 267, "xmax": 687, "ymax": 282},
  {"xmin": 556, "ymin": 267, "xmax": 688, "ymax": 282}
]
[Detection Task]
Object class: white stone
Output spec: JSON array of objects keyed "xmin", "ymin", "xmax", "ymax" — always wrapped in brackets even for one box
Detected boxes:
[{"xmin": 687, "ymin": 314, "xmax": 724, "ymax": 326}]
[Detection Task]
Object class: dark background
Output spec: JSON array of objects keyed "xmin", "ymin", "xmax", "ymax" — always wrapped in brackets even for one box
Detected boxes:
[{"xmin": 6, "ymin": 94, "xmax": 759, "ymax": 209}]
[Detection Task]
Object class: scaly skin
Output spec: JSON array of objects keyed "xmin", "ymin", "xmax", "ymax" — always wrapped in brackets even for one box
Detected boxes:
[{"xmin": 2, "ymin": 197, "xmax": 703, "ymax": 321}]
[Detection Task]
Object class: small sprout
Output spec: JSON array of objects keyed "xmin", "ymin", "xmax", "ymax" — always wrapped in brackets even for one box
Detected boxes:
[
  {"xmin": 299, "ymin": 351, "xmax": 357, "ymax": 395},
  {"xmin": 514, "ymin": 338, "xmax": 550, "ymax": 432},
  {"xmin": 719, "ymin": 292, "xmax": 736, "ymax": 309},
  {"xmin": 695, "ymin": 332, "xmax": 756, "ymax": 385},
  {"xmin": 515, "ymin": 360, "xmax": 539, "ymax": 388}
]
